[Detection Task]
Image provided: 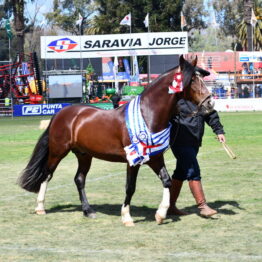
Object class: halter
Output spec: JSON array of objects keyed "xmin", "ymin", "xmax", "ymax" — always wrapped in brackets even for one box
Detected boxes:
[
  {"xmin": 195, "ymin": 72, "xmax": 211, "ymax": 106},
  {"xmin": 183, "ymin": 71, "xmax": 212, "ymax": 117}
]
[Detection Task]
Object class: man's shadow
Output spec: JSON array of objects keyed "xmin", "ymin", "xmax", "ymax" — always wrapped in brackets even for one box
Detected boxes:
[
  {"xmin": 46, "ymin": 200, "xmax": 242, "ymax": 223},
  {"xmin": 181, "ymin": 200, "xmax": 244, "ymax": 218}
]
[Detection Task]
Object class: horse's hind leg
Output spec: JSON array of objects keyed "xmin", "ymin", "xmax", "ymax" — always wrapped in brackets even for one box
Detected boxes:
[
  {"xmin": 74, "ymin": 153, "xmax": 95, "ymax": 218},
  {"xmin": 35, "ymin": 154, "xmax": 67, "ymax": 214},
  {"xmin": 121, "ymin": 165, "xmax": 140, "ymax": 227},
  {"xmin": 35, "ymin": 177, "xmax": 49, "ymax": 214}
]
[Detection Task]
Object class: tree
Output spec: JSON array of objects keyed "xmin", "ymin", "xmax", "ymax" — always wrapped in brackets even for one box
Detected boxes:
[
  {"xmin": 45, "ymin": 0, "xmax": 95, "ymax": 35},
  {"xmin": 237, "ymin": 0, "xmax": 262, "ymax": 50},
  {"xmin": 212, "ymin": 0, "xmax": 243, "ymax": 38},
  {"xmin": 3, "ymin": 0, "xmax": 25, "ymax": 53},
  {"xmin": 2, "ymin": 0, "xmax": 38, "ymax": 55},
  {"xmin": 0, "ymin": 5, "xmax": 9, "ymax": 60},
  {"xmin": 189, "ymin": 27, "xmax": 234, "ymax": 52},
  {"xmin": 183, "ymin": 0, "xmax": 208, "ymax": 32},
  {"xmin": 86, "ymin": 0, "xmax": 209, "ymax": 53},
  {"xmin": 86, "ymin": 0, "xmax": 123, "ymax": 34}
]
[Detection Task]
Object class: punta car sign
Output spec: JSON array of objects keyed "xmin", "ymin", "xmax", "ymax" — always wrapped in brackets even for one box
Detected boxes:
[{"xmin": 41, "ymin": 32, "xmax": 188, "ymax": 59}]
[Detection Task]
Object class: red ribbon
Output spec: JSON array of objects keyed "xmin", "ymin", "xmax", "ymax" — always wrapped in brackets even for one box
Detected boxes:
[
  {"xmin": 169, "ymin": 72, "xmax": 183, "ymax": 93},
  {"xmin": 140, "ymin": 141, "xmax": 161, "ymax": 156}
]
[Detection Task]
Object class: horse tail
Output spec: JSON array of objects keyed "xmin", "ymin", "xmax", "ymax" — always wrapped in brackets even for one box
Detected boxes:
[{"xmin": 18, "ymin": 124, "xmax": 51, "ymax": 193}]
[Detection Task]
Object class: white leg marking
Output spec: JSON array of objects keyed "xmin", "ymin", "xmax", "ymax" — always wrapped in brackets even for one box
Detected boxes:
[
  {"xmin": 35, "ymin": 179, "xmax": 49, "ymax": 215},
  {"xmin": 121, "ymin": 204, "xmax": 135, "ymax": 227},
  {"xmin": 155, "ymin": 188, "xmax": 170, "ymax": 224}
]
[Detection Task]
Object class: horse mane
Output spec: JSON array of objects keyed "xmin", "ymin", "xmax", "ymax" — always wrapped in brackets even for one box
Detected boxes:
[
  {"xmin": 181, "ymin": 59, "xmax": 196, "ymax": 89},
  {"xmin": 142, "ymin": 57, "xmax": 196, "ymax": 95}
]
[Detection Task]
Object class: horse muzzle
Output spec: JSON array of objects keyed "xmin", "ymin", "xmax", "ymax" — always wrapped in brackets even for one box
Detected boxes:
[{"xmin": 199, "ymin": 95, "xmax": 215, "ymax": 114}]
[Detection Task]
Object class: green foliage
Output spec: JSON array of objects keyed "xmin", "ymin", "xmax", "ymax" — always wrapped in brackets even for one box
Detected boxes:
[
  {"xmin": 88, "ymin": 0, "xmax": 207, "ymax": 34},
  {"xmin": 212, "ymin": 0, "xmax": 243, "ymax": 37},
  {"xmin": 0, "ymin": 29, "xmax": 9, "ymax": 60},
  {"xmin": 236, "ymin": 3, "xmax": 262, "ymax": 51},
  {"xmin": 183, "ymin": 0, "xmax": 208, "ymax": 31},
  {"xmin": 86, "ymin": 62, "xmax": 95, "ymax": 74},
  {"xmin": 189, "ymin": 27, "xmax": 234, "ymax": 52},
  {"xmin": 45, "ymin": 0, "xmax": 95, "ymax": 35}
]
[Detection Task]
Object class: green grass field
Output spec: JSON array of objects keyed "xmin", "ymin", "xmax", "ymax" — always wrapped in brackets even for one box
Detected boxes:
[{"xmin": 0, "ymin": 112, "xmax": 262, "ymax": 262}]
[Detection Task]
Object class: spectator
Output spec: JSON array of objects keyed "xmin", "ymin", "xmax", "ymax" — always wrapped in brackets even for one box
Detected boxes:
[
  {"xmin": 243, "ymin": 85, "xmax": 250, "ymax": 98},
  {"xmin": 111, "ymin": 93, "xmax": 121, "ymax": 109},
  {"xmin": 241, "ymin": 63, "xmax": 250, "ymax": 79},
  {"xmin": 255, "ymin": 84, "xmax": 262, "ymax": 97}
]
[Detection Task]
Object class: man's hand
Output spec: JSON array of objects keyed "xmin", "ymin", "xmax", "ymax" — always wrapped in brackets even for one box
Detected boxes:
[{"xmin": 217, "ymin": 134, "xmax": 226, "ymax": 143}]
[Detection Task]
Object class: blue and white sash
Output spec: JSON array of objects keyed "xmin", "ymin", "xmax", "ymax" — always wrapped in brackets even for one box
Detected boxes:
[{"xmin": 124, "ymin": 95, "xmax": 171, "ymax": 166}]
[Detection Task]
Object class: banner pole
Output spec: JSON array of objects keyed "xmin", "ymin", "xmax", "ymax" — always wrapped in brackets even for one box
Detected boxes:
[{"xmin": 147, "ymin": 21, "xmax": 151, "ymax": 84}]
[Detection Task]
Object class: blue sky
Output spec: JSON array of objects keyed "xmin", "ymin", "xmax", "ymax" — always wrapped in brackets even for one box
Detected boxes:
[{"xmin": 25, "ymin": 0, "xmax": 53, "ymax": 24}]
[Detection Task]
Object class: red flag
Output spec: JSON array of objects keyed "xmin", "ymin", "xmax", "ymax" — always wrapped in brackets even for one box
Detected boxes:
[{"xmin": 120, "ymin": 13, "xmax": 131, "ymax": 26}]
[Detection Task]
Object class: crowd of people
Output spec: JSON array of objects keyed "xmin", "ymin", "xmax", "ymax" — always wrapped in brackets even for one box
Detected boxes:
[
  {"xmin": 210, "ymin": 62, "xmax": 262, "ymax": 99},
  {"xmin": 212, "ymin": 84, "xmax": 262, "ymax": 99}
]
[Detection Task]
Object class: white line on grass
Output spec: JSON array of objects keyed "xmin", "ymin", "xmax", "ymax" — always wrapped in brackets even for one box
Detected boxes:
[
  {"xmin": 0, "ymin": 245, "xmax": 124, "ymax": 255},
  {"xmin": 0, "ymin": 245, "xmax": 261, "ymax": 260},
  {"xmin": 168, "ymin": 251, "xmax": 262, "ymax": 260},
  {"xmin": 168, "ymin": 252, "xmax": 262, "ymax": 261}
]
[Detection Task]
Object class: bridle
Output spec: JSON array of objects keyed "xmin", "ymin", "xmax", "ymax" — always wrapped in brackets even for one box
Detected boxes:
[{"xmin": 183, "ymin": 71, "xmax": 212, "ymax": 117}]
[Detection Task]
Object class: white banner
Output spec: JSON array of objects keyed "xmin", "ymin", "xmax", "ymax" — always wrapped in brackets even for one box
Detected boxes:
[
  {"xmin": 239, "ymin": 52, "xmax": 262, "ymax": 63},
  {"xmin": 41, "ymin": 32, "xmax": 188, "ymax": 59},
  {"xmin": 214, "ymin": 98, "xmax": 262, "ymax": 112}
]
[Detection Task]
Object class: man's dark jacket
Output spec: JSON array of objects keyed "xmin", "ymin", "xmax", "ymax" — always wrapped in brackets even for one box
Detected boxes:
[{"xmin": 170, "ymin": 99, "xmax": 225, "ymax": 147}]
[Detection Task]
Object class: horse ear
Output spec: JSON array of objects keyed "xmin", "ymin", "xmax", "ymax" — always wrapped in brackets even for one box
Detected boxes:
[{"xmin": 191, "ymin": 55, "xmax": 198, "ymax": 67}]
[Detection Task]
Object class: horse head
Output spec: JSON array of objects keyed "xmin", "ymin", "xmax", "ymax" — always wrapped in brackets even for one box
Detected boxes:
[{"xmin": 179, "ymin": 55, "xmax": 214, "ymax": 115}]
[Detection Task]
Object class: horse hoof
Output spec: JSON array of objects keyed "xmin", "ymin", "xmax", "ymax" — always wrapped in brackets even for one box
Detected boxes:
[
  {"xmin": 35, "ymin": 209, "xmax": 46, "ymax": 215},
  {"xmin": 83, "ymin": 211, "xmax": 96, "ymax": 218},
  {"xmin": 155, "ymin": 213, "xmax": 164, "ymax": 225},
  {"xmin": 88, "ymin": 213, "xmax": 96, "ymax": 219},
  {"xmin": 123, "ymin": 221, "xmax": 135, "ymax": 227}
]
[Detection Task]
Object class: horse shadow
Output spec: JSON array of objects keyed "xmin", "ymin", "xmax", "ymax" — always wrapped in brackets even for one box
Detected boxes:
[
  {"xmin": 47, "ymin": 203, "xmax": 179, "ymax": 223},
  {"xmin": 46, "ymin": 200, "xmax": 242, "ymax": 223}
]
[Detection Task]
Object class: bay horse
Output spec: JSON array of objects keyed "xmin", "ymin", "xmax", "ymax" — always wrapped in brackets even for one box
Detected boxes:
[{"xmin": 18, "ymin": 55, "xmax": 213, "ymax": 226}]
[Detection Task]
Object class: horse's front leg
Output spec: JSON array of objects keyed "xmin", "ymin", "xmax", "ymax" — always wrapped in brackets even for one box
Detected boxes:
[
  {"xmin": 121, "ymin": 164, "xmax": 140, "ymax": 227},
  {"xmin": 147, "ymin": 155, "xmax": 172, "ymax": 225}
]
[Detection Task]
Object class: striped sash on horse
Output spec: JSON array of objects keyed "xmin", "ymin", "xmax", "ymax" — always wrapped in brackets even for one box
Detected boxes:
[{"xmin": 124, "ymin": 95, "xmax": 171, "ymax": 166}]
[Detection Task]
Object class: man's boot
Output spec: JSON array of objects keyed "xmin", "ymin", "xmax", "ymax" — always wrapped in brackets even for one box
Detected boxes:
[
  {"xmin": 168, "ymin": 179, "xmax": 188, "ymax": 215},
  {"xmin": 189, "ymin": 180, "xmax": 217, "ymax": 217}
]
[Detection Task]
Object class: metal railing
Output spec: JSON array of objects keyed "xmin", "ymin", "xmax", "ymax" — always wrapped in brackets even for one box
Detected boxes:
[{"xmin": 0, "ymin": 98, "xmax": 13, "ymax": 117}]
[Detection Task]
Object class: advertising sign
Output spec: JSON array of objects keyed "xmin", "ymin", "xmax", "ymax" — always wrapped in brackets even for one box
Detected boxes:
[
  {"xmin": 239, "ymin": 52, "xmax": 262, "ymax": 63},
  {"xmin": 13, "ymin": 103, "xmax": 71, "ymax": 116},
  {"xmin": 41, "ymin": 32, "xmax": 188, "ymax": 59},
  {"xmin": 214, "ymin": 98, "xmax": 262, "ymax": 112}
]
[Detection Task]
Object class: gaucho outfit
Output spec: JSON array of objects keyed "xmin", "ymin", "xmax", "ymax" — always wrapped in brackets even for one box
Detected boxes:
[{"xmin": 169, "ymin": 98, "xmax": 225, "ymax": 217}]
